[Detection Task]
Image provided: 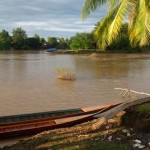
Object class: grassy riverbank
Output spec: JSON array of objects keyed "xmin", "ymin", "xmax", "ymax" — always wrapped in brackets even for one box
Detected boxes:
[{"xmin": 1, "ymin": 103, "xmax": 150, "ymax": 150}]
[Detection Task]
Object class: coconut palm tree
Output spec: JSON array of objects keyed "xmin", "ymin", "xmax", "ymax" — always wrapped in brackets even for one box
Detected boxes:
[{"xmin": 81, "ymin": 0, "xmax": 150, "ymax": 50}]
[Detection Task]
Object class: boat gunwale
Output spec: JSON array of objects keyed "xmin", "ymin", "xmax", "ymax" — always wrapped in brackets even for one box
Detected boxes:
[
  {"xmin": 0, "ymin": 104, "xmax": 114, "ymax": 126},
  {"xmin": 0, "ymin": 108, "xmax": 81, "ymax": 119},
  {"xmin": 0, "ymin": 107, "xmax": 104, "ymax": 126}
]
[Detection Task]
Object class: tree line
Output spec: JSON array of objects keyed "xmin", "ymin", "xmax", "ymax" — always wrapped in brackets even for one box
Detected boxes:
[
  {"xmin": 0, "ymin": 27, "xmax": 96, "ymax": 51},
  {"xmin": 0, "ymin": 28, "xmax": 44, "ymax": 50},
  {"xmin": 0, "ymin": 25, "xmax": 149, "ymax": 52}
]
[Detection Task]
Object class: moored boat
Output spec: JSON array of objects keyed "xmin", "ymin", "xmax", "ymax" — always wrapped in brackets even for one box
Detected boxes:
[
  {"xmin": 0, "ymin": 104, "xmax": 113, "ymax": 125},
  {"xmin": 46, "ymin": 48, "xmax": 57, "ymax": 52},
  {"xmin": 0, "ymin": 103, "xmax": 121, "ymax": 137}
]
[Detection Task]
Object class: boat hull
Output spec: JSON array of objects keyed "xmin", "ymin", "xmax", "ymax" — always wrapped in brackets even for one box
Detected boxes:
[{"xmin": 0, "ymin": 103, "xmax": 121, "ymax": 138}]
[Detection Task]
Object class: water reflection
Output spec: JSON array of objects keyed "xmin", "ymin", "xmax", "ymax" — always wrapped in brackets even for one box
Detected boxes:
[
  {"xmin": 73, "ymin": 54, "xmax": 148, "ymax": 79},
  {"xmin": 0, "ymin": 51, "xmax": 150, "ymax": 116}
]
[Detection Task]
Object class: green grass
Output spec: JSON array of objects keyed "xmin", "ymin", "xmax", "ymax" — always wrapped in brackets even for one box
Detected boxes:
[
  {"xmin": 135, "ymin": 103, "xmax": 150, "ymax": 113},
  {"xmin": 85, "ymin": 142, "xmax": 135, "ymax": 150},
  {"xmin": 54, "ymin": 140, "xmax": 136, "ymax": 150}
]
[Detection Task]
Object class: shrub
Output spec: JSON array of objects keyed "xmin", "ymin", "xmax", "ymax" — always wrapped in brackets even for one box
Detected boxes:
[{"xmin": 55, "ymin": 67, "xmax": 76, "ymax": 81}]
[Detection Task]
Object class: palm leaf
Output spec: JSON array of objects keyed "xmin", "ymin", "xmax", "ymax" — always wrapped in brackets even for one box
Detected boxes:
[
  {"xmin": 108, "ymin": 0, "xmax": 119, "ymax": 11},
  {"xmin": 81, "ymin": 0, "xmax": 111, "ymax": 20},
  {"xmin": 81, "ymin": 0, "xmax": 150, "ymax": 49},
  {"xmin": 107, "ymin": 0, "xmax": 134, "ymax": 45},
  {"xmin": 129, "ymin": 0, "xmax": 150, "ymax": 47},
  {"xmin": 94, "ymin": 5, "xmax": 119, "ymax": 49}
]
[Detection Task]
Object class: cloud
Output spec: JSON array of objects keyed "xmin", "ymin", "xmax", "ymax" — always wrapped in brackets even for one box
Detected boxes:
[{"xmin": 0, "ymin": 0, "xmax": 106, "ymax": 38}]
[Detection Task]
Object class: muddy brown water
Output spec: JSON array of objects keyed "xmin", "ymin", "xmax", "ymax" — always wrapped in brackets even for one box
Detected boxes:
[
  {"xmin": 0, "ymin": 50, "xmax": 150, "ymax": 147},
  {"xmin": 0, "ymin": 51, "xmax": 150, "ymax": 116}
]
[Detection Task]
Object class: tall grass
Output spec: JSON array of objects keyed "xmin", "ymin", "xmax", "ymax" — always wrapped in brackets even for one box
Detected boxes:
[{"xmin": 55, "ymin": 67, "xmax": 76, "ymax": 81}]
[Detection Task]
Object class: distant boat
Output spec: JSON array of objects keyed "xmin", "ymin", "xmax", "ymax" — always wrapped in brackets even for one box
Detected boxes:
[
  {"xmin": 0, "ymin": 103, "xmax": 121, "ymax": 137},
  {"xmin": 46, "ymin": 48, "xmax": 57, "ymax": 52}
]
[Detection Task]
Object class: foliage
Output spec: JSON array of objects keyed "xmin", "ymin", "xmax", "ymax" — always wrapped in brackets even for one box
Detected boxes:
[
  {"xmin": 25, "ymin": 37, "xmax": 41, "ymax": 50},
  {"xmin": 0, "ymin": 28, "xmax": 46, "ymax": 50},
  {"xmin": 57, "ymin": 37, "xmax": 69, "ymax": 49},
  {"xmin": 47, "ymin": 37, "xmax": 58, "ymax": 48},
  {"xmin": 46, "ymin": 37, "xmax": 69, "ymax": 49},
  {"xmin": 12, "ymin": 27, "xmax": 27, "ymax": 50},
  {"xmin": 106, "ymin": 23, "xmax": 131, "ymax": 51},
  {"xmin": 34, "ymin": 34, "xmax": 45, "ymax": 49},
  {"xmin": 0, "ymin": 30, "xmax": 12, "ymax": 50},
  {"xmin": 135, "ymin": 103, "xmax": 150, "ymax": 113},
  {"xmin": 0, "ymin": 27, "xmax": 70, "ymax": 50},
  {"xmin": 70, "ymin": 32, "xmax": 96, "ymax": 50},
  {"xmin": 81, "ymin": 0, "xmax": 150, "ymax": 50},
  {"xmin": 40, "ymin": 37, "xmax": 46, "ymax": 46},
  {"xmin": 0, "ymin": 26, "xmax": 149, "ymax": 51},
  {"xmin": 55, "ymin": 67, "xmax": 76, "ymax": 81}
]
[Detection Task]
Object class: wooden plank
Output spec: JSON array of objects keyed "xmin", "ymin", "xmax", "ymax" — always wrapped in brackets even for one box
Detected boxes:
[
  {"xmin": 92, "ymin": 97, "xmax": 150, "ymax": 130},
  {"xmin": 81, "ymin": 104, "xmax": 111, "ymax": 112},
  {"xmin": 95, "ymin": 97, "xmax": 150, "ymax": 119}
]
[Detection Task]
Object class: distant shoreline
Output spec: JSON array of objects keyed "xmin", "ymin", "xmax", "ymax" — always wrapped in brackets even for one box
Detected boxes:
[
  {"xmin": 0, "ymin": 49, "xmax": 150, "ymax": 54},
  {"xmin": 48, "ymin": 49, "xmax": 150, "ymax": 54}
]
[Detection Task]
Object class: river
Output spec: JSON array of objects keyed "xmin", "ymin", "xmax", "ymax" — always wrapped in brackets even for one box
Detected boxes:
[
  {"xmin": 0, "ymin": 51, "xmax": 150, "ymax": 117},
  {"xmin": 0, "ymin": 50, "xmax": 150, "ymax": 147}
]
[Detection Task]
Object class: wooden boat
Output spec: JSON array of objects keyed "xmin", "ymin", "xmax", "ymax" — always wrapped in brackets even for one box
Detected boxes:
[
  {"xmin": 0, "ymin": 103, "xmax": 121, "ymax": 138},
  {"xmin": 0, "ymin": 104, "xmax": 114, "ymax": 125}
]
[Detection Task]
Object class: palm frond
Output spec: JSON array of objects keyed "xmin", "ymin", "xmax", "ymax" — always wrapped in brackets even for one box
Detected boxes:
[
  {"xmin": 129, "ymin": 0, "xmax": 150, "ymax": 47},
  {"xmin": 108, "ymin": 0, "xmax": 119, "ymax": 11},
  {"xmin": 94, "ymin": 5, "xmax": 119, "ymax": 49},
  {"xmin": 81, "ymin": 0, "xmax": 110, "ymax": 20},
  {"xmin": 81, "ymin": 0, "xmax": 150, "ymax": 49},
  {"xmin": 107, "ymin": 0, "xmax": 134, "ymax": 45}
]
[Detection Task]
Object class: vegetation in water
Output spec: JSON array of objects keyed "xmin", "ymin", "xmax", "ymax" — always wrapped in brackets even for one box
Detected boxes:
[
  {"xmin": 55, "ymin": 67, "xmax": 76, "ymax": 81},
  {"xmin": 89, "ymin": 53, "xmax": 100, "ymax": 58}
]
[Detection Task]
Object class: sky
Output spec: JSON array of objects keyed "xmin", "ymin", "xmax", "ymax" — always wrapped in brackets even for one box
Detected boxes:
[{"xmin": 0, "ymin": 0, "xmax": 107, "ymax": 39}]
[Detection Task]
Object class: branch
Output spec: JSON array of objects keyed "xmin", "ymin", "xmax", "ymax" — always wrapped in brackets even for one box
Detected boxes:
[{"xmin": 115, "ymin": 88, "xmax": 150, "ymax": 96}]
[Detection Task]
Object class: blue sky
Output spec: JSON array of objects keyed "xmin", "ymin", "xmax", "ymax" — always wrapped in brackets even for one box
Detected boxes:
[{"xmin": 0, "ymin": 0, "xmax": 106, "ymax": 38}]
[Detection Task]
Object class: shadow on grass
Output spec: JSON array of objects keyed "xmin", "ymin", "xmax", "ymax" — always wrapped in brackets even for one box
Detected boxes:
[{"xmin": 35, "ymin": 134, "xmax": 136, "ymax": 150}]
